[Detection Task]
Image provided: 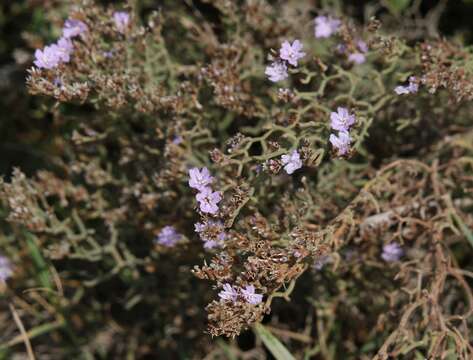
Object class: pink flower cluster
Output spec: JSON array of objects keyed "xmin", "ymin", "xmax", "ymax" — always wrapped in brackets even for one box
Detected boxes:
[
  {"xmin": 218, "ymin": 283, "xmax": 263, "ymax": 305},
  {"xmin": 34, "ymin": 18, "xmax": 88, "ymax": 70},
  {"xmin": 189, "ymin": 167, "xmax": 222, "ymax": 215},
  {"xmin": 329, "ymin": 107, "xmax": 356, "ymax": 156},
  {"xmin": 265, "ymin": 40, "xmax": 306, "ymax": 83}
]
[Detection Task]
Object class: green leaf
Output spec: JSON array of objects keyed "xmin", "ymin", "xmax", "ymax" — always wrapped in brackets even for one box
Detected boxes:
[
  {"xmin": 254, "ymin": 324, "xmax": 295, "ymax": 360},
  {"xmin": 25, "ymin": 232, "xmax": 53, "ymax": 290}
]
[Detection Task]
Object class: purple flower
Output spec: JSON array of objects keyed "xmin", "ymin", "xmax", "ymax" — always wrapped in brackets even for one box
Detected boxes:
[
  {"xmin": 281, "ymin": 150, "xmax": 302, "ymax": 174},
  {"xmin": 203, "ymin": 239, "xmax": 220, "ymax": 249},
  {"xmin": 156, "ymin": 226, "xmax": 181, "ymax": 247},
  {"xmin": 55, "ymin": 37, "xmax": 74, "ymax": 63},
  {"xmin": 172, "ymin": 136, "xmax": 183, "ymax": 145},
  {"xmin": 352, "ymin": 51, "xmax": 366, "ymax": 64},
  {"xmin": 103, "ymin": 51, "xmax": 114, "ymax": 59},
  {"xmin": 279, "ymin": 40, "xmax": 306, "ymax": 67},
  {"xmin": 394, "ymin": 76, "xmax": 419, "ymax": 95},
  {"xmin": 314, "ymin": 16, "xmax": 341, "ymax": 38},
  {"xmin": 357, "ymin": 40, "xmax": 368, "ymax": 52},
  {"xmin": 218, "ymin": 283, "xmax": 239, "ymax": 302},
  {"xmin": 265, "ymin": 61, "xmax": 288, "ymax": 82},
  {"xmin": 188, "ymin": 167, "xmax": 214, "ymax": 191},
  {"xmin": 330, "ymin": 107, "xmax": 356, "ymax": 132},
  {"xmin": 53, "ymin": 77, "xmax": 62, "ymax": 87},
  {"xmin": 194, "ymin": 222, "xmax": 206, "ymax": 233},
  {"xmin": 196, "ymin": 187, "xmax": 222, "ymax": 214},
  {"xmin": 329, "ymin": 131, "xmax": 351, "ymax": 156},
  {"xmin": 62, "ymin": 19, "xmax": 88, "ymax": 38},
  {"xmin": 34, "ymin": 45, "xmax": 62, "ymax": 69},
  {"xmin": 335, "ymin": 43, "xmax": 347, "ymax": 54},
  {"xmin": 348, "ymin": 53, "xmax": 365, "ymax": 64},
  {"xmin": 0, "ymin": 255, "xmax": 13, "ymax": 282},
  {"xmin": 113, "ymin": 11, "xmax": 130, "ymax": 33},
  {"xmin": 348, "ymin": 40, "xmax": 368, "ymax": 65},
  {"xmin": 381, "ymin": 243, "xmax": 403, "ymax": 262},
  {"xmin": 241, "ymin": 285, "xmax": 263, "ymax": 305},
  {"xmin": 33, "ymin": 37, "xmax": 74, "ymax": 70}
]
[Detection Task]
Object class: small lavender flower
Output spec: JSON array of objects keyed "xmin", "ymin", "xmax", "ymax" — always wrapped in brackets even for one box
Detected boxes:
[
  {"xmin": 348, "ymin": 40, "xmax": 368, "ymax": 65},
  {"xmin": 314, "ymin": 16, "xmax": 341, "ymax": 38},
  {"xmin": 281, "ymin": 150, "xmax": 302, "ymax": 174},
  {"xmin": 55, "ymin": 37, "xmax": 74, "ymax": 63},
  {"xmin": 265, "ymin": 61, "xmax": 288, "ymax": 82},
  {"xmin": 156, "ymin": 226, "xmax": 181, "ymax": 247},
  {"xmin": 62, "ymin": 19, "xmax": 88, "ymax": 38},
  {"xmin": 172, "ymin": 136, "xmax": 183, "ymax": 145},
  {"xmin": 330, "ymin": 107, "xmax": 356, "ymax": 132},
  {"xmin": 348, "ymin": 52, "xmax": 366, "ymax": 64},
  {"xmin": 194, "ymin": 222, "xmax": 206, "ymax": 233},
  {"xmin": 335, "ymin": 43, "xmax": 347, "ymax": 54},
  {"xmin": 329, "ymin": 131, "xmax": 351, "ymax": 156},
  {"xmin": 394, "ymin": 76, "xmax": 419, "ymax": 95},
  {"xmin": 203, "ymin": 239, "xmax": 220, "ymax": 249},
  {"xmin": 196, "ymin": 187, "xmax": 222, "ymax": 214},
  {"xmin": 113, "ymin": 11, "xmax": 130, "ymax": 33},
  {"xmin": 241, "ymin": 285, "xmax": 263, "ymax": 305},
  {"xmin": 218, "ymin": 283, "xmax": 239, "ymax": 302},
  {"xmin": 279, "ymin": 40, "xmax": 306, "ymax": 67},
  {"xmin": 0, "ymin": 255, "xmax": 13, "ymax": 282},
  {"xmin": 34, "ymin": 45, "xmax": 62, "ymax": 69},
  {"xmin": 53, "ymin": 77, "xmax": 62, "ymax": 87},
  {"xmin": 103, "ymin": 51, "xmax": 114, "ymax": 59},
  {"xmin": 188, "ymin": 167, "xmax": 214, "ymax": 191},
  {"xmin": 357, "ymin": 40, "xmax": 368, "ymax": 53},
  {"xmin": 381, "ymin": 243, "xmax": 403, "ymax": 262}
]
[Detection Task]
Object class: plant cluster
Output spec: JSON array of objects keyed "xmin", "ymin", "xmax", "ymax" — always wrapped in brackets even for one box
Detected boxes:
[{"xmin": 0, "ymin": 1, "xmax": 472, "ymax": 359}]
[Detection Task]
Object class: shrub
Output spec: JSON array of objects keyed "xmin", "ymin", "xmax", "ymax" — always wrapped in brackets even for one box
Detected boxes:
[{"xmin": 1, "ymin": 1, "xmax": 473, "ymax": 358}]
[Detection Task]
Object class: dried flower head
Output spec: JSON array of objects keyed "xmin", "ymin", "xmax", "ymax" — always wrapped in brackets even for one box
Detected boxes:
[{"xmin": 195, "ymin": 221, "xmax": 226, "ymax": 249}]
